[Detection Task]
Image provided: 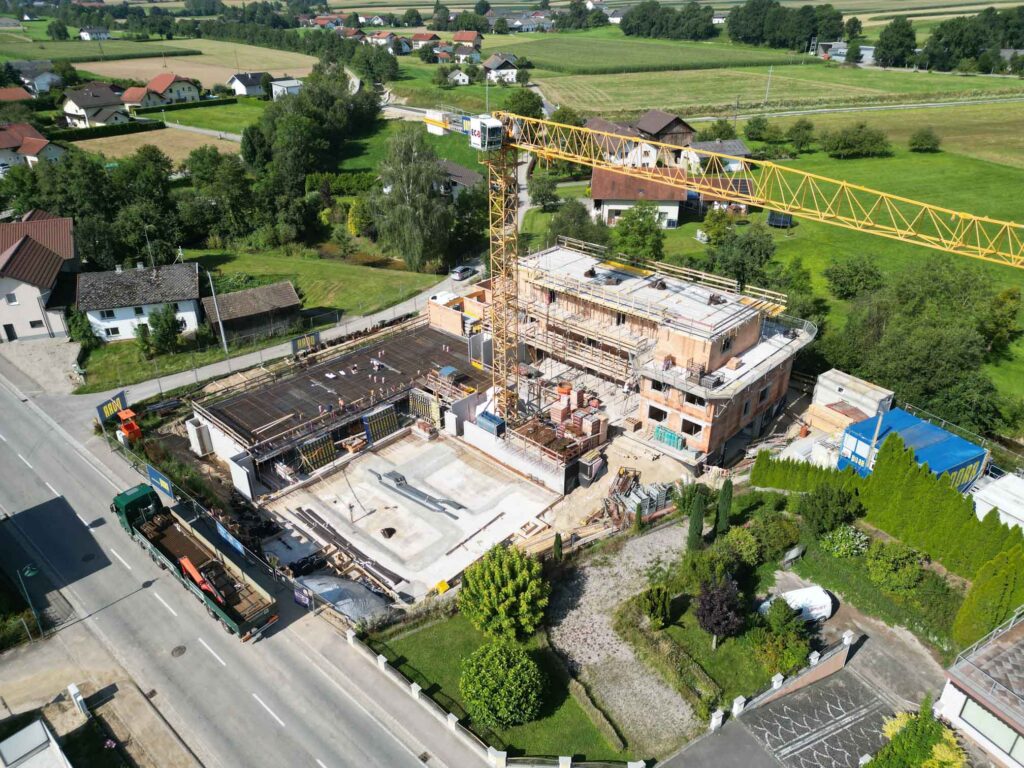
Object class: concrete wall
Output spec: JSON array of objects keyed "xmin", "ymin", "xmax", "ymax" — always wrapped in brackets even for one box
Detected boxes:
[
  {"xmin": 462, "ymin": 420, "xmax": 566, "ymax": 494},
  {"xmin": 428, "ymin": 300, "xmax": 465, "ymax": 337},
  {"xmin": 86, "ymin": 299, "xmax": 200, "ymax": 342},
  {"xmin": 193, "ymin": 410, "xmax": 247, "ymax": 465},
  {"xmin": 0, "ymin": 276, "xmax": 67, "ymax": 341}
]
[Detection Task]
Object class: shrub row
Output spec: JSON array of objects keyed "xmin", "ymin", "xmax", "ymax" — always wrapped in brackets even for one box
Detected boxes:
[
  {"xmin": 48, "ymin": 48, "xmax": 200, "ymax": 64},
  {"xmin": 751, "ymin": 451, "xmax": 863, "ymax": 493},
  {"xmin": 50, "ymin": 121, "xmax": 165, "ymax": 141},
  {"xmin": 134, "ymin": 97, "xmax": 238, "ymax": 115},
  {"xmin": 305, "ymin": 170, "xmax": 379, "ymax": 197}
]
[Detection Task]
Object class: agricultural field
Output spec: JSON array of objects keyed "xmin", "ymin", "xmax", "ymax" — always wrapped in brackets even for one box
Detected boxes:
[
  {"xmin": 162, "ymin": 98, "xmax": 268, "ymax": 132},
  {"xmin": 536, "ymin": 62, "xmax": 1024, "ymax": 116},
  {"xmin": 71, "ymin": 126, "xmax": 240, "ymax": 162},
  {"xmin": 0, "ymin": 36, "xmax": 195, "ymax": 62},
  {"xmin": 77, "ymin": 38, "xmax": 317, "ymax": 87}
]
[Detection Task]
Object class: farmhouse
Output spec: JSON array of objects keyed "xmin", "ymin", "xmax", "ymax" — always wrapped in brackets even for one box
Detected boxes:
[
  {"xmin": 0, "ymin": 86, "xmax": 32, "ymax": 102},
  {"xmin": 585, "ymin": 110, "xmax": 697, "ymax": 168},
  {"xmin": 369, "ymin": 30, "xmax": 396, "ymax": 47},
  {"xmin": 452, "ymin": 30, "xmax": 483, "ymax": 49},
  {"xmin": 271, "ymin": 78, "xmax": 303, "ymax": 101},
  {"xmin": 0, "ymin": 212, "xmax": 77, "ymax": 342},
  {"xmin": 146, "ymin": 72, "xmax": 201, "ymax": 104},
  {"xmin": 439, "ymin": 159, "xmax": 482, "ymax": 200},
  {"xmin": 227, "ymin": 72, "xmax": 269, "ymax": 97},
  {"xmin": 447, "ymin": 69, "xmax": 470, "ymax": 86},
  {"xmin": 634, "ymin": 109, "xmax": 696, "ymax": 147},
  {"xmin": 312, "ymin": 14, "xmax": 344, "ymax": 28},
  {"xmin": 202, "ymin": 281, "xmax": 301, "ymax": 343},
  {"xmin": 453, "ymin": 45, "xmax": 480, "ymax": 64},
  {"xmin": 10, "ymin": 60, "xmax": 61, "ymax": 94},
  {"xmin": 120, "ymin": 86, "xmax": 166, "ymax": 109},
  {"xmin": 411, "ymin": 32, "xmax": 440, "ymax": 49},
  {"xmin": 0, "ymin": 123, "xmax": 65, "ymax": 170},
  {"xmin": 337, "ymin": 27, "xmax": 366, "ymax": 43},
  {"xmin": 78, "ymin": 26, "xmax": 109, "ymax": 40},
  {"xmin": 77, "ymin": 262, "xmax": 201, "ymax": 342},
  {"xmin": 483, "ymin": 53, "xmax": 518, "ymax": 83},
  {"xmin": 61, "ymin": 84, "xmax": 129, "ymax": 128}
]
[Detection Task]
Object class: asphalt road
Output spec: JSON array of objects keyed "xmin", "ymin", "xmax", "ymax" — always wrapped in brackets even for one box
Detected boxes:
[{"xmin": 0, "ymin": 377, "xmax": 473, "ymax": 768}]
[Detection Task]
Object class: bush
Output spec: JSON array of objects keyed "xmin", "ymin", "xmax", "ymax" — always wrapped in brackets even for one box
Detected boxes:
[
  {"xmin": 820, "ymin": 525, "xmax": 869, "ymax": 558},
  {"xmin": 823, "ymin": 254, "xmax": 884, "ymax": 299},
  {"xmin": 866, "ymin": 541, "xmax": 923, "ymax": 594},
  {"xmin": 795, "ymin": 484, "xmax": 865, "ymax": 536},
  {"xmin": 459, "ymin": 641, "xmax": 543, "ymax": 729},
  {"xmin": 723, "ymin": 526, "xmax": 760, "ymax": 567},
  {"xmin": 874, "ymin": 697, "xmax": 966, "ymax": 768},
  {"xmin": 819, "ymin": 122, "xmax": 891, "ymax": 159},
  {"xmin": 748, "ymin": 509, "xmax": 800, "ymax": 561},
  {"xmin": 67, "ymin": 309, "xmax": 99, "ymax": 352},
  {"xmin": 908, "ymin": 127, "xmax": 941, "ymax": 153},
  {"xmin": 640, "ymin": 585, "xmax": 672, "ymax": 629},
  {"xmin": 49, "ymin": 121, "xmax": 166, "ymax": 141},
  {"xmin": 457, "ymin": 545, "xmax": 550, "ymax": 640}
]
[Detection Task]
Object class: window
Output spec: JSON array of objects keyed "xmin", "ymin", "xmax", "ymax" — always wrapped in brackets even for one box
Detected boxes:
[
  {"xmin": 680, "ymin": 419, "xmax": 701, "ymax": 436},
  {"xmin": 546, "ymin": 291, "xmax": 556, "ymax": 305},
  {"xmin": 100, "ymin": 309, "xmax": 115, "ymax": 320},
  {"xmin": 134, "ymin": 306, "xmax": 144, "ymax": 316},
  {"xmin": 721, "ymin": 336, "xmax": 733, "ymax": 354},
  {"xmin": 685, "ymin": 392, "xmax": 706, "ymax": 407},
  {"xmin": 650, "ymin": 379, "xmax": 666, "ymax": 392},
  {"xmin": 4, "ymin": 293, "xmax": 17, "ymax": 306},
  {"xmin": 647, "ymin": 405, "xmax": 667, "ymax": 423},
  {"xmin": 758, "ymin": 385, "xmax": 770, "ymax": 403},
  {"xmin": 742, "ymin": 400, "xmax": 751, "ymax": 417},
  {"xmin": 172, "ymin": 303, "xmax": 180, "ymax": 312},
  {"xmin": 104, "ymin": 327, "xmax": 120, "ymax": 337},
  {"xmin": 615, "ymin": 312, "xmax": 626, "ymax": 326},
  {"xmin": 29, "ymin": 320, "xmax": 43, "ymax": 329},
  {"xmin": 960, "ymin": 697, "xmax": 1021, "ymax": 756}
]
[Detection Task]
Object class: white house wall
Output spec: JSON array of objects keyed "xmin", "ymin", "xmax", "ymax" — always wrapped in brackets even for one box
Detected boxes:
[
  {"xmin": 487, "ymin": 68, "xmax": 518, "ymax": 83},
  {"xmin": 596, "ymin": 199, "xmax": 682, "ymax": 228},
  {"xmin": 0, "ymin": 276, "xmax": 67, "ymax": 340},
  {"xmin": 936, "ymin": 682, "xmax": 1023, "ymax": 768},
  {"xmin": 85, "ymin": 298, "xmax": 200, "ymax": 342}
]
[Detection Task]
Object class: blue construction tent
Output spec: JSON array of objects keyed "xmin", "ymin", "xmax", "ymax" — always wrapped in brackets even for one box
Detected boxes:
[{"xmin": 837, "ymin": 407, "xmax": 987, "ymax": 492}]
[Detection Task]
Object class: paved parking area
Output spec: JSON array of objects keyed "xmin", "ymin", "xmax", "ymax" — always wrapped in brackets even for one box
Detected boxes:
[{"xmin": 0, "ymin": 338, "xmax": 80, "ymax": 395}]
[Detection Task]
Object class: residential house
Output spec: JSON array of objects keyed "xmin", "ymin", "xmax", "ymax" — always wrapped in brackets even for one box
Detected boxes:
[
  {"xmin": 367, "ymin": 15, "xmax": 386, "ymax": 26},
  {"xmin": 411, "ymin": 32, "xmax": 440, "ymax": 49},
  {"xmin": 0, "ymin": 123, "xmax": 65, "ymax": 173},
  {"xmin": 389, "ymin": 36, "xmax": 412, "ymax": 55},
  {"xmin": 0, "ymin": 212, "xmax": 77, "ymax": 342},
  {"xmin": 453, "ymin": 45, "xmax": 480, "ymax": 64},
  {"xmin": 270, "ymin": 78, "xmax": 303, "ymax": 100},
  {"xmin": 369, "ymin": 30, "xmax": 396, "ymax": 47},
  {"xmin": 823, "ymin": 42, "xmax": 875, "ymax": 65},
  {"xmin": 313, "ymin": 14, "xmax": 344, "ymax": 28},
  {"xmin": 589, "ymin": 167, "xmax": 690, "ymax": 228},
  {"xmin": 296, "ymin": 13, "xmax": 313, "ymax": 26},
  {"xmin": 146, "ymin": 72, "xmax": 201, "ymax": 104},
  {"xmin": 687, "ymin": 138, "xmax": 751, "ymax": 172},
  {"xmin": 0, "ymin": 86, "xmax": 32, "ymax": 102},
  {"xmin": 936, "ymin": 607, "xmax": 1024, "ymax": 768},
  {"xmin": 585, "ymin": 116, "xmax": 655, "ymax": 167},
  {"xmin": 447, "ymin": 69, "xmax": 470, "ymax": 86},
  {"xmin": 634, "ymin": 108, "xmax": 696, "ymax": 147},
  {"xmin": 608, "ymin": 8, "xmax": 627, "ymax": 24},
  {"xmin": 120, "ymin": 85, "xmax": 166, "ymax": 109},
  {"xmin": 78, "ymin": 26, "xmax": 110, "ymax": 40},
  {"xmin": 76, "ymin": 262, "xmax": 201, "ymax": 342},
  {"xmin": 337, "ymin": 27, "xmax": 366, "ymax": 43},
  {"xmin": 585, "ymin": 109, "xmax": 697, "ymax": 168},
  {"xmin": 585, "ymin": 0, "xmax": 604, "ymax": 9},
  {"xmin": 452, "ymin": 30, "xmax": 483, "ymax": 49},
  {"xmin": 61, "ymin": 83, "xmax": 129, "ymax": 128},
  {"xmin": 202, "ymin": 280, "xmax": 301, "ymax": 342},
  {"xmin": 439, "ymin": 159, "xmax": 482, "ymax": 200},
  {"xmin": 437, "ymin": 51, "xmax": 452, "ymax": 64},
  {"xmin": 712, "ymin": 11, "xmax": 727, "ymax": 25},
  {"xmin": 226, "ymin": 71, "xmax": 269, "ymax": 97},
  {"xmin": 10, "ymin": 60, "xmax": 62, "ymax": 94},
  {"xmin": 483, "ymin": 52, "xmax": 518, "ymax": 83}
]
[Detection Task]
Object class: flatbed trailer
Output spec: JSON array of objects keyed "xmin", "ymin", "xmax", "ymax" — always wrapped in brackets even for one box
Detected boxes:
[{"xmin": 112, "ymin": 484, "xmax": 278, "ymax": 641}]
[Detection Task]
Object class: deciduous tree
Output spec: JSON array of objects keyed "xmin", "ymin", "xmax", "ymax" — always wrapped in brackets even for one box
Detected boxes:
[
  {"xmin": 458, "ymin": 545, "xmax": 550, "ymax": 639},
  {"xmin": 460, "ymin": 641, "xmax": 544, "ymax": 729},
  {"xmin": 696, "ymin": 578, "xmax": 744, "ymax": 649},
  {"xmin": 614, "ymin": 201, "xmax": 664, "ymax": 263}
]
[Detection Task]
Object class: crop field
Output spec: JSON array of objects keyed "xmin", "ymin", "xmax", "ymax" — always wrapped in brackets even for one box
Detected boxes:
[
  {"xmin": 482, "ymin": 28, "xmax": 809, "ymax": 74},
  {"xmin": 163, "ymin": 98, "xmax": 268, "ymax": 132},
  {"xmin": 537, "ymin": 64, "xmax": 1024, "ymax": 115},
  {"xmin": 0, "ymin": 36, "xmax": 196, "ymax": 62},
  {"xmin": 72, "ymin": 127, "xmax": 240, "ymax": 162},
  {"xmin": 78, "ymin": 39, "xmax": 317, "ymax": 87}
]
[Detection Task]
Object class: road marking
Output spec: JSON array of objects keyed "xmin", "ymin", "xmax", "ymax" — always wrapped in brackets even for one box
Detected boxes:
[
  {"xmin": 198, "ymin": 637, "xmax": 226, "ymax": 667},
  {"xmin": 154, "ymin": 592, "xmax": 178, "ymax": 617},
  {"xmin": 110, "ymin": 549, "xmax": 132, "ymax": 571},
  {"xmin": 0, "ymin": 433, "xmax": 6, "ymax": 442},
  {"xmin": 252, "ymin": 693, "xmax": 286, "ymax": 727},
  {"xmin": 45, "ymin": 482, "xmax": 59, "ymax": 496},
  {"xmin": 17, "ymin": 453, "xmax": 32, "ymax": 469},
  {"xmin": 316, "ymin": 760, "xmax": 328, "ymax": 768}
]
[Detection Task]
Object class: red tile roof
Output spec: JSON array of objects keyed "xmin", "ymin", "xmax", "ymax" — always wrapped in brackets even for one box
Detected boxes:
[
  {"xmin": 0, "ymin": 86, "xmax": 31, "ymax": 102},
  {"xmin": 452, "ymin": 30, "xmax": 482, "ymax": 42},
  {"xmin": 371, "ymin": 30, "xmax": 394, "ymax": 38},
  {"xmin": 121, "ymin": 86, "xmax": 151, "ymax": 103},
  {"xmin": 17, "ymin": 136, "xmax": 49, "ymax": 157},
  {"xmin": 0, "ymin": 215, "xmax": 75, "ymax": 261},
  {"xmin": 590, "ymin": 167, "xmax": 690, "ymax": 202},
  {"xmin": 412, "ymin": 32, "xmax": 439, "ymax": 41},
  {"xmin": 0, "ymin": 235, "xmax": 64, "ymax": 289},
  {"xmin": 0, "ymin": 122, "xmax": 45, "ymax": 151},
  {"xmin": 146, "ymin": 73, "xmax": 196, "ymax": 95}
]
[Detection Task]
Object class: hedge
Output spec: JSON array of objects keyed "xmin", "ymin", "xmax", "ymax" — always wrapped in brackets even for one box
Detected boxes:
[
  {"xmin": 47, "ymin": 48, "xmax": 200, "ymax": 64},
  {"xmin": 50, "ymin": 121, "xmax": 165, "ymax": 141},
  {"xmin": 305, "ymin": 170, "xmax": 379, "ymax": 197},
  {"xmin": 134, "ymin": 97, "xmax": 237, "ymax": 115},
  {"xmin": 752, "ymin": 437, "xmax": 1024, "ymax": 581}
]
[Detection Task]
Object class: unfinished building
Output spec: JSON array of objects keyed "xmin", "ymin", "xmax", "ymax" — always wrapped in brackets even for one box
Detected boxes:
[{"xmin": 428, "ymin": 238, "xmax": 817, "ymax": 470}]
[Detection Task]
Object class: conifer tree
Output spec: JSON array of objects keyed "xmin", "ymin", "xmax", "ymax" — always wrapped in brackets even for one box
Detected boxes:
[
  {"xmin": 716, "ymin": 479, "xmax": 733, "ymax": 537},
  {"xmin": 687, "ymin": 491, "xmax": 706, "ymax": 551},
  {"xmin": 953, "ymin": 546, "xmax": 1024, "ymax": 646},
  {"xmin": 458, "ymin": 546, "xmax": 550, "ymax": 640}
]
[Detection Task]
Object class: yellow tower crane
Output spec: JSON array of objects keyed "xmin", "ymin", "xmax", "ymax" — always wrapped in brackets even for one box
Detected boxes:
[{"xmin": 424, "ymin": 109, "xmax": 1024, "ymax": 422}]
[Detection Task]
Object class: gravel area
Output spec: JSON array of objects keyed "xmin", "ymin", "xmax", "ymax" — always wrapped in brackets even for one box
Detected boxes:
[
  {"xmin": 549, "ymin": 524, "xmax": 698, "ymax": 757},
  {"xmin": 0, "ymin": 338, "xmax": 81, "ymax": 394}
]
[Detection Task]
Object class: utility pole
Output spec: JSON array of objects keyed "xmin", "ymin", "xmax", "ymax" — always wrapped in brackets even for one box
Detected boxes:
[
  {"xmin": 763, "ymin": 65, "xmax": 773, "ymax": 105},
  {"xmin": 17, "ymin": 564, "xmax": 42, "ymax": 639},
  {"xmin": 206, "ymin": 269, "xmax": 229, "ymax": 359}
]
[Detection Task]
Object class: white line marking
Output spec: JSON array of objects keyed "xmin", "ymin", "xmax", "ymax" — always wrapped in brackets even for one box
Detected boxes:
[
  {"xmin": 154, "ymin": 592, "xmax": 178, "ymax": 617},
  {"xmin": 45, "ymin": 482, "xmax": 59, "ymax": 496},
  {"xmin": 17, "ymin": 453, "xmax": 32, "ymax": 469},
  {"xmin": 316, "ymin": 760, "xmax": 328, "ymax": 768},
  {"xmin": 0, "ymin": 433, "xmax": 6, "ymax": 442},
  {"xmin": 75, "ymin": 513, "xmax": 88, "ymax": 525},
  {"xmin": 110, "ymin": 549, "xmax": 132, "ymax": 571},
  {"xmin": 252, "ymin": 693, "xmax": 286, "ymax": 727},
  {"xmin": 198, "ymin": 637, "xmax": 226, "ymax": 667}
]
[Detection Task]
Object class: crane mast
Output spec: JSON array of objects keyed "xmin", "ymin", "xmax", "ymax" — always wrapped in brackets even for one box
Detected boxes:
[{"xmin": 426, "ymin": 109, "xmax": 1024, "ymax": 423}]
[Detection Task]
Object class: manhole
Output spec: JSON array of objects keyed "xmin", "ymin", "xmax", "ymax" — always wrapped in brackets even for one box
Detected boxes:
[
  {"xmin": 171, "ymin": 646, "xmax": 186, "ymax": 658},
  {"xmin": 82, "ymin": 553, "xmax": 95, "ymax": 562}
]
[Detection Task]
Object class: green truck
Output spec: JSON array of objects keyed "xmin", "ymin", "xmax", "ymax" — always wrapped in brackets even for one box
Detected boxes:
[{"xmin": 112, "ymin": 484, "xmax": 279, "ymax": 641}]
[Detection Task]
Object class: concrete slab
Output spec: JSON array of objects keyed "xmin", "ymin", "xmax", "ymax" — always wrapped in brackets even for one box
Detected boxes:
[{"xmin": 268, "ymin": 433, "xmax": 560, "ymax": 597}]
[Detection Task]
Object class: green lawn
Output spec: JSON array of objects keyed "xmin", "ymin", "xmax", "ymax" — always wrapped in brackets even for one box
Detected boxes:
[
  {"xmin": 162, "ymin": 98, "xmax": 268, "ymax": 133},
  {"xmin": 371, "ymin": 613, "xmax": 628, "ymax": 761},
  {"xmin": 664, "ymin": 607, "xmax": 774, "ymax": 704},
  {"xmin": 0, "ymin": 37, "xmax": 198, "ymax": 62},
  {"xmin": 538, "ymin": 62, "xmax": 1024, "ymax": 116},
  {"xmin": 390, "ymin": 57, "xmax": 552, "ymax": 113},
  {"xmin": 340, "ymin": 116, "xmax": 484, "ymax": 171}
]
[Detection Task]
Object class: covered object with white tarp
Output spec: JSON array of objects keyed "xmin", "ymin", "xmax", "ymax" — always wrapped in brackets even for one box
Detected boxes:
[{"xmin": 298, "ymin": 575, "xmax": 389, "ymax": 623}]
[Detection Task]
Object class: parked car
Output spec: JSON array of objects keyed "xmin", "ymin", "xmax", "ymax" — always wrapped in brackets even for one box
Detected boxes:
[
  {"xmin": 758, "ymin": 586, "xmax": 836, "ymax": 622},
  {"xmin": 450, "ymin": 265, "xmax": 475, "ymax": 281}
]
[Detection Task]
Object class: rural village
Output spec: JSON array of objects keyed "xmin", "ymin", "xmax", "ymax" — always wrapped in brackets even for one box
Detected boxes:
[{"xmin": 0, "ymin": 0, "xmax": 1022, "ymax": 766}]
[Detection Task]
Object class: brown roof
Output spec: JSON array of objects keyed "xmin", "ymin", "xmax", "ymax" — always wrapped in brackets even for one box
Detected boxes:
[
  {"xmin": 585, "ymin": 116, "xmax": 638, "ymax": 137},
  {"xmin": 147, "ymin": 72, "xmax": 196, "ymax": 95},
  {"xmin": 0, "ymin": 236, "xmax": 65, "ymax": 289},
  {"xmin": 412, "ymin": 32, "xmax": 439, "ymax": 41},
  {"xmin": 0, "ymin": 215, "xmax": 74, "ymax": 260},
  {"xmin": 590, "ymin": 167, "xmax": 690, "ymax": 202},
  {"xmin": 21, "ymin": 210, "xmax": 58, "ymax": 221},
  {"xmin": 17, "ymin": 136, "xmax": 49, "ymax": 156},
  {"xmin": 202, "ymin": 281, "xmax": 301, "ymax": 324},
  {"xmin": 121, "ymin": 86, "xmax": 151, "ymax": 103},
  {"xmin": 633, "ymin": 109, "xmax": 691, "ymax": 137},
  {"xmin": 0, "ymin": 123, "xmax": 45, "ymax": 151},
  {"xmin": 0, "ymin": 86, "xmax": 31, "ymax": 102}
]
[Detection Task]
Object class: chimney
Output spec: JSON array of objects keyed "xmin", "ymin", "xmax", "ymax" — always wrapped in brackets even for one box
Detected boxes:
[
  {"xmin": 114, "ymin": 264, "xmax": 122, "ymax": 273},
  {"xmin": 136, "ymin": 262, "xmax": 144, "ymax": 271}
]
